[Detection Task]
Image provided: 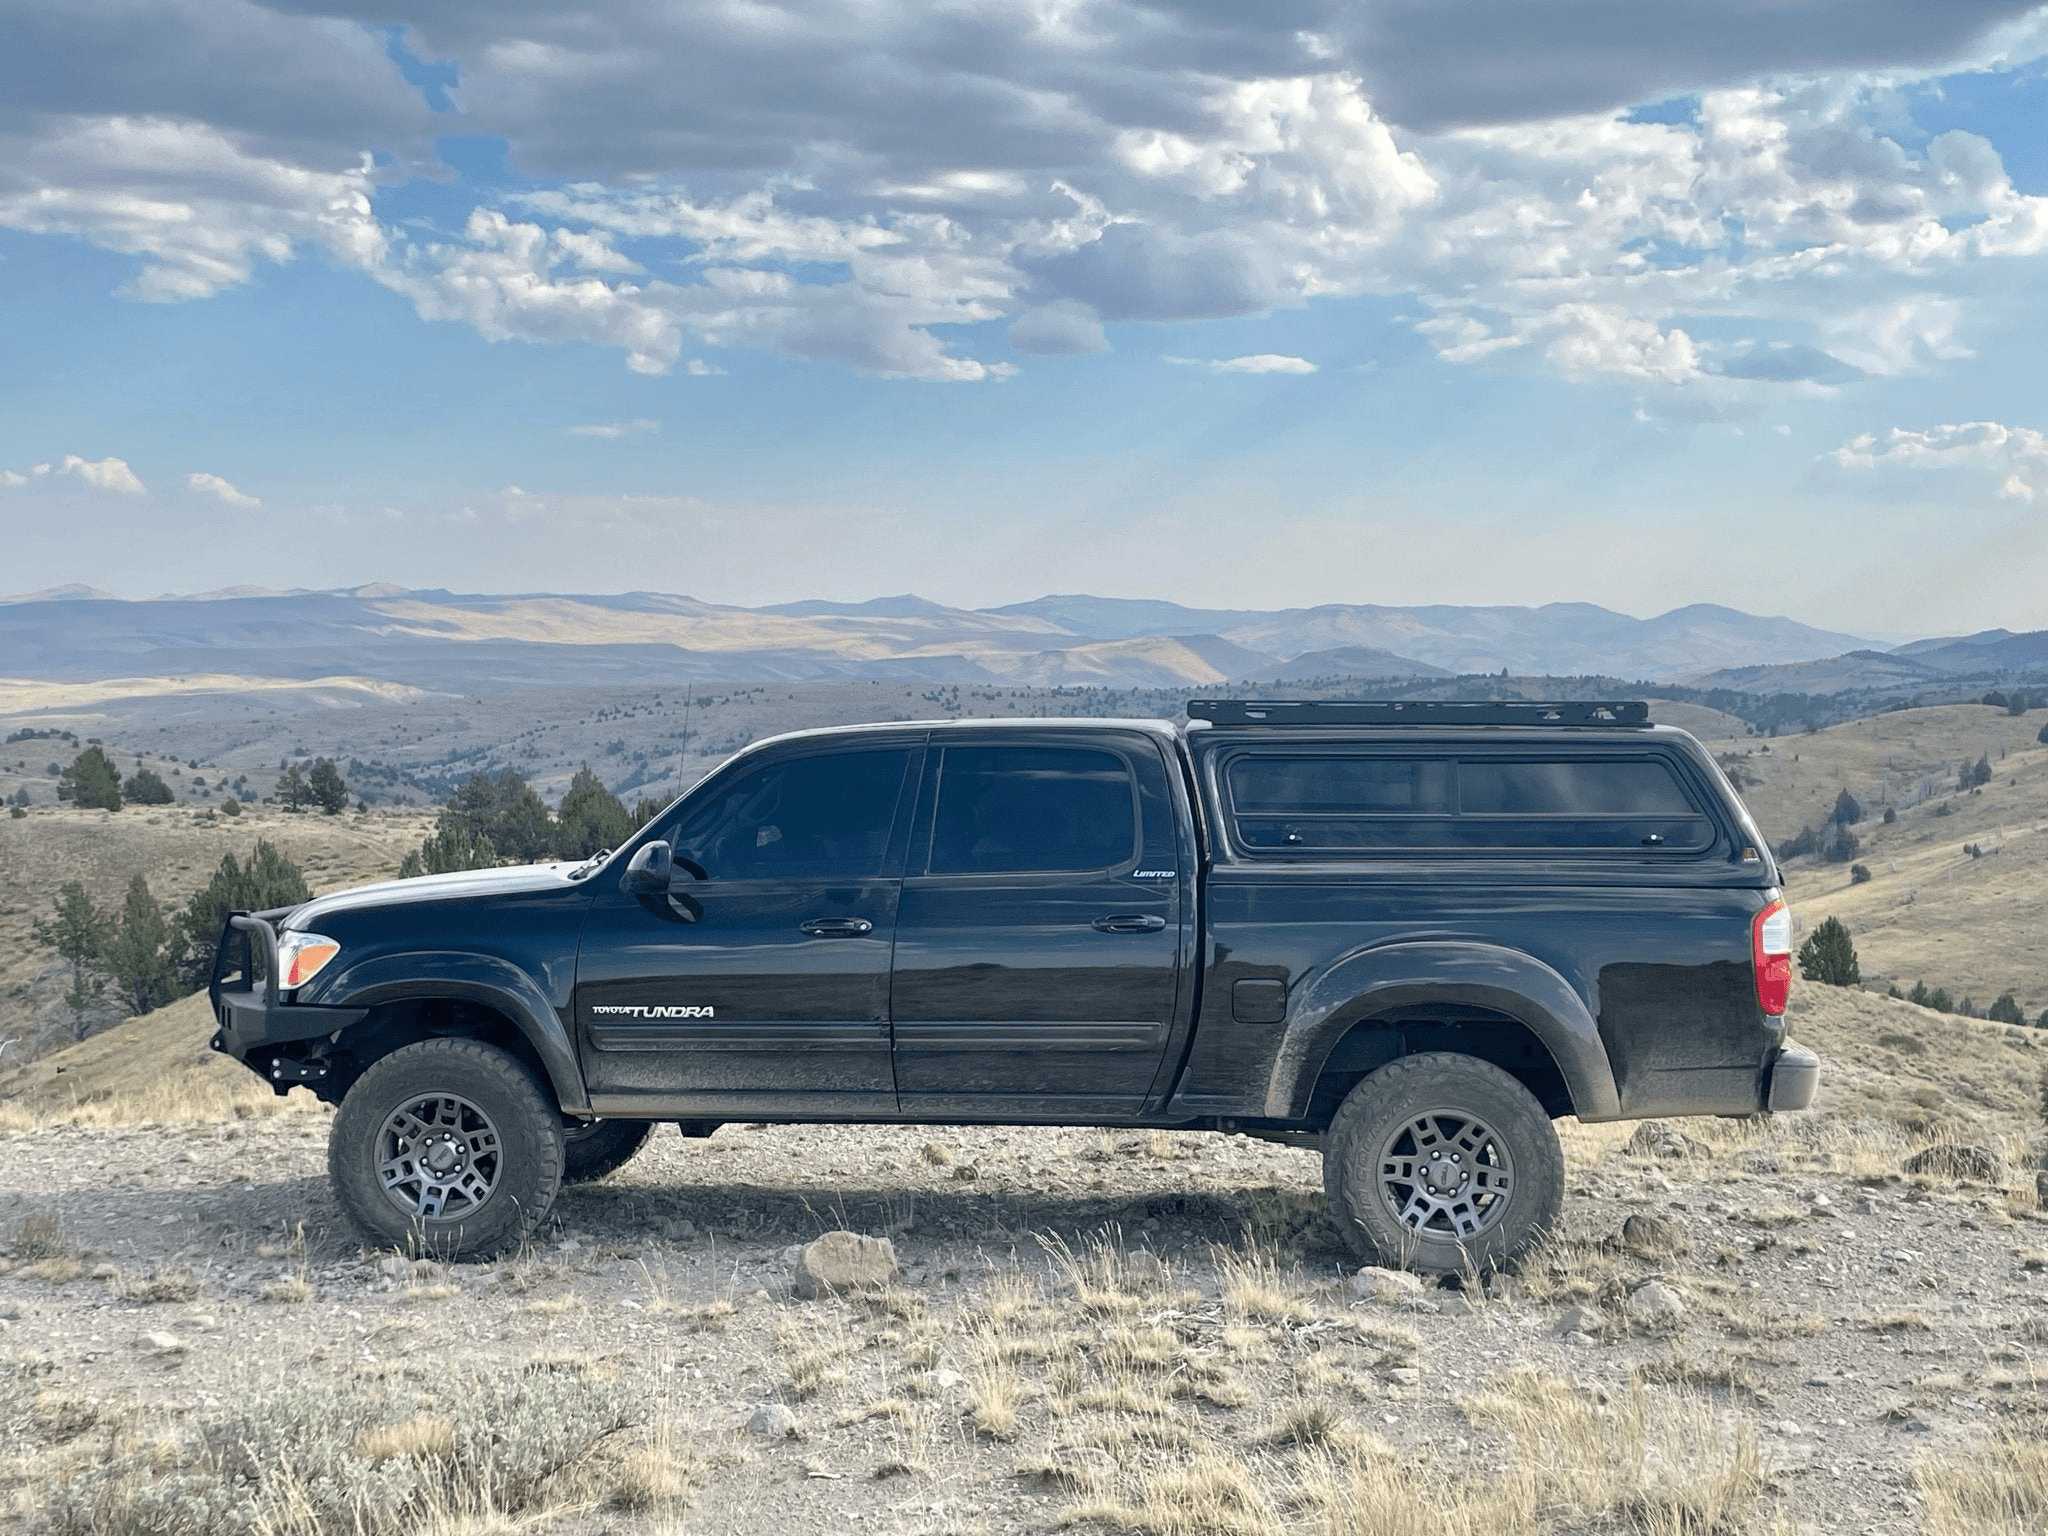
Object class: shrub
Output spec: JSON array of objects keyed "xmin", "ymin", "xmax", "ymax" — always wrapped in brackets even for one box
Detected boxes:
[
  {"xmin": 1882, "ymin": 806, "xmax": 1896, "ymax": 824},
  {"xmin": 1779, "ymin": 824, "xmax": 1818, "ymax": 859},
  {"xmin": 399, "ymin": 823, "xmax": 497, "ymax": 878},
  {"xmin": 122, "ymin": 767, "xmax": 175, "ymax": 805},
  {"xmin": 1796, "ymin": 916, "xmax": 1860, "ymax": 987},
  {"xmin": 221, "ymin": 798, "xmax": 241, "ymax": 817},
  {"xmin": 1849, "ymin": 863, "xmax": 1872, "ymax": 884}
]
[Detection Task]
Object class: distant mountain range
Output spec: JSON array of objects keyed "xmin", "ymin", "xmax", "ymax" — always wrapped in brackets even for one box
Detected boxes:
[{"xmin": 0, "ymin": 583, "xmax": 1982, "ymax": 694}]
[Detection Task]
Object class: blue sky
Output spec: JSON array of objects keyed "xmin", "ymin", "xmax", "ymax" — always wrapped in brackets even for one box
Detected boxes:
[{"xmin": 4, "ymin": 2, "xmax": 2048, "ymax": 637}]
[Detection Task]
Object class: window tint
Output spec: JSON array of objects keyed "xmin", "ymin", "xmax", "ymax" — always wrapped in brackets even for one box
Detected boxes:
[
  {"xmin": 671, "ymin": 749, "xmax": 909, "ymax": 880},
  {"xmin": 1229, "ymin": 757, "xmax": 1452, "ymax": 815},
  {"xmin": 1458, "ymin": 760, "xmax": 1695, "ymax": 815},
  {"xmin": 930, "ymin": 746, "xmax": 1136, "ymax": 873},
  {"xmin": 1226, "ymin": 752, "xmax": 1710, "ymax": 854}
]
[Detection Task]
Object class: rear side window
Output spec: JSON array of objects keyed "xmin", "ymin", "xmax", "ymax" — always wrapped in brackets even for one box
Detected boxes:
[
  {"xmin": 1226, "ymin": 753, "xmax": 1713, "ymax": 854},
  {"xmin": 929, "ymin": 746, "xmax": 1137, "ymax": 873}
]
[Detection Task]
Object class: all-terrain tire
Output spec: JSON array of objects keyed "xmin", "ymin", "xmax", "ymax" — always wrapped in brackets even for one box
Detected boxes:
[
  {"xmin": 329, "ymin": 1037, "xmax": 564, "ymax": 1260},
  {"xmin": 562, "ymin": 1118, "xmax": 657, "ymax": 1184},
  {"xmin": 1322, "ymin": 1052, "xmax": 1563, "ymax": 1276}
]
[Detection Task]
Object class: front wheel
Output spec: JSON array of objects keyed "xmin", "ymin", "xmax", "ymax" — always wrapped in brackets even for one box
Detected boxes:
[
  {"xmin": 329, "ymin": 1038, "xmax": 564, "ymax": 1260},
  {"xmin": 562, "ymin": 1118, "xmax": 656, "ymax": 1184},
  {"xmin": 1322, "ymin": 1052, "xmax": 1563, "ymax": 1276}
]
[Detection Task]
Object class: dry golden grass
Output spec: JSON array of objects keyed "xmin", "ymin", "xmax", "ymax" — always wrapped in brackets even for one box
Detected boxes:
[
  {"xmin": 112, "ymin": 1265, "xmax": 200, "ymax": 1304},
  {"xmin": 777, "ymin": 1316, "xmax": 855, "ymax": 1402},
  {"xmin": 1916, "ymin": 1431, "xmax": 2048, "ymax": 1535}
]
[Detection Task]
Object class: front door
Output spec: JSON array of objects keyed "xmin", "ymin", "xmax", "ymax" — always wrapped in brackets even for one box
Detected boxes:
[
  {"xmin": 890, "ymin": 735, "xmax": 1186, "ymax": 1117},
  {"xmin": 576, "ymin": 741, "xmax": 918, "ymax": 1118}
]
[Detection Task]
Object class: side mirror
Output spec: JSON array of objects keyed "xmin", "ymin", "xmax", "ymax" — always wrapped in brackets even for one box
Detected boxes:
[{"xmin": 619, "ymin": 841, "xmax": 672, "ymax": 895}]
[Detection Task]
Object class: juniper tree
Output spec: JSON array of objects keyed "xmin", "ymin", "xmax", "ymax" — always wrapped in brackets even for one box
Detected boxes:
[
  {"xmin": 1796, "ymin": 916, "xmax": 1860, "ymax": 987},
  {"xmin": 32, "ymin": 881, "xmax": 106, "ymax": 1036}
]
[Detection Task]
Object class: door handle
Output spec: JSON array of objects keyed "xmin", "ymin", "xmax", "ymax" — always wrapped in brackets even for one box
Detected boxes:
[
  {"xmin": 799, "ymin": 917, "xmax": 874, "ymax": 937},
  {"xmin": 1092, "ymin": 914, "xmax": 1167, "ymax": 933}
]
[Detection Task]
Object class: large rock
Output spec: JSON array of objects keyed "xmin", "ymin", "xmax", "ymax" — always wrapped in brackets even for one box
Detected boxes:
[
  {"xmin": 794, "ymin": 1231, "xmax": 901, "ymax": 1299},
  {"xmin": 1624, "ymin": 1280, "xmax": 1687, "ymax": 1329},
  {"xmin": 1903, "ymin": 1143, "xmax": 2005, "ymax": 1183}
]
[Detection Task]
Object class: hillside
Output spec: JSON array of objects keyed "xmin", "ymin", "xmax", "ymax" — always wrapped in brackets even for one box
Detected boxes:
[
  {"xmin": 0, "ymin": 803, "xmax": 434, "ymax": 1057},
  {"xmin": 1704, "ymin": 702, "xmax": 2048, "ymax": 1010}
]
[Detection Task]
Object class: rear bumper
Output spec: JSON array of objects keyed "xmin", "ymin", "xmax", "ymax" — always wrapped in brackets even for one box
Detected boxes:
[{"xmin": 1764, "ymin": 1041, "xmax": 1820, "ymax": 1112}]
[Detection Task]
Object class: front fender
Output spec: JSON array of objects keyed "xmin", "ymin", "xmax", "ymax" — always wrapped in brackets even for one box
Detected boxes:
[
  {"xmin": 1264, "ymin": 941, "xmax": 1621, "ymax": 1122},
  {"xmin": 315, "ymin": 950, "xmax": 589, "ymax": 1113}
]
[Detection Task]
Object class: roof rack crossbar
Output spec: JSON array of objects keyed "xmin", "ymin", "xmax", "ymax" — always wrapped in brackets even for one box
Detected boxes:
[{"xmin": 1186, "ymin": 699, "xmax": 1651, "ymax": 728}]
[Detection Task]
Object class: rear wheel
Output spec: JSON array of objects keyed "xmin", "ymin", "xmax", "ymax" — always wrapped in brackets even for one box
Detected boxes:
[
  {"xmin": 329, "ymin": 1038, "xmax": 563, "ymax": 1260},
  {"xmin": 1322, "ymin": 1052, "xmax": 1563, "ymax": 1276},
  {"xmin": 562, "ymin": 1118, "xmax": 656, "ymax": 1184}
]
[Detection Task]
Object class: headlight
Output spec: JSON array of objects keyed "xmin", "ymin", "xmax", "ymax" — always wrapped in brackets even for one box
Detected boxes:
[{"xmin": 278, "ymin": 931, "xmax": 341, "ymax": 990}]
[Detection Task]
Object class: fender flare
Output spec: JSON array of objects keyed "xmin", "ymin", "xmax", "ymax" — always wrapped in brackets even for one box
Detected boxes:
[
  {"xmin": 1265, "ymin": 941, "xmax": 1620, "ymax": 1122},
  {"xmin": 316, "ymin": 950, "xmax": 590, "ymax": 1113}
]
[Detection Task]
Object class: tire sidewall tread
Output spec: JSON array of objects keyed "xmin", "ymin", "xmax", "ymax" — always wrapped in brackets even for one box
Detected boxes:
[
  {"xmin": 1322, "ymin": 1051, "xmax": 1563, "ymax": 1276},
  {"xmin": 329, "ymin": 1037, "xmax": 564, "ymax": 1260}
]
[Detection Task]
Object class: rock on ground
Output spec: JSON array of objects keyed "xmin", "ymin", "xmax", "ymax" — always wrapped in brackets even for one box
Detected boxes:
[{"xmin": 794, "ymin": 1230, "xmax": 900, "ymax": 1299}]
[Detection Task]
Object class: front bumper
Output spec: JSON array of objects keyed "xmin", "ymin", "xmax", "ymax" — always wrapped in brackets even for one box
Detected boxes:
[
  {"xmin": 1764, "ymin": 1041, "xmax": 1820, "ymax": 1112},
  {"xmin": 208, "ymin": 912, "xmax": 367, "ymax": 1084}
]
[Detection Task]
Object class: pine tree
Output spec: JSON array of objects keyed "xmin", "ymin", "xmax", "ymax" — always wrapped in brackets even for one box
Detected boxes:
[
  {"xmin": 1908, "ymin": 980, "xmax": 1930, "ymax": 1007},
  {"xmin": 554, "ymin": 766, "xmax": 634, "ymax": 859},
  {"xmin": 275, "ymin": 764, "xmax": 310, "ymax": 811},
  {"xmin": 1831, "ymin": 788, "xmax": 1862, "ymax": 825},
  {"xmin": 32, "ymin": 881, "xmax": 106, "ymax": 1036},
  {"xmin": 307, "ymin": 758, "xmax": 349, "ymax": 815},
  {"xmin": 1989, "ymin": 992, "xmax": 2027, "ymax": 1026},
  {"xmin": 103, "ymin": 874, "xmax": 177, "ymax": 1015},
  {"xmin": 57, "ymin": 745, "xmax": 122, "ymax": 811},
  {"xmin": 403, "ymin": 823, "xmax": 499, "ymax": 877},
  {"xmin": 442, "ymin": 770, "xmax": 553, "ymax": 862},
  {"xmin": 1795, "ymin": 916, "xmax": 1860, "ymax": 987},
  {"xmin": 169, "ymin": 840, "xmax": 314, "ymax": 990}
]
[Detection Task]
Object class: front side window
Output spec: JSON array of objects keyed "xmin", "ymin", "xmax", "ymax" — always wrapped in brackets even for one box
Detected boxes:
[
  {"xmin": 929, "ymin": 746, "xmax": 1137, "ymax": 873},
  {"xmin": 671, "ymin": 748, "xmax": 910, "ymax": 880}
]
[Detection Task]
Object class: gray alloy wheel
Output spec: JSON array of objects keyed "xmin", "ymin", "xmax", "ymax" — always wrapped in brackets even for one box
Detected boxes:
[
  {"xmin": 329, "ymin": 1038, "xmax": 563, "ymax": 1260},
  {"xmin": 561, "ymin": 1117, "xmax": 657, "ymax": 1184},
  {"xmin": 377, "ymin": 1091, "xmax": 503, "ymax": 1220},
  {"xmin": 1323, "ymin": 1051, "xmax": 1563, "ymax": 1276}
]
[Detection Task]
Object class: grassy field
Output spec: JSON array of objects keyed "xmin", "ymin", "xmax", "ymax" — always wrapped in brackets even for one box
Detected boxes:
[{"xmin": 1704, "ymin": 703, "xmax": 2048, "ymax": 1011}]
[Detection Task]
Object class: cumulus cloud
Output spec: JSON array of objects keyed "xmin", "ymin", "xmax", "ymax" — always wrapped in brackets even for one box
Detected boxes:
[
  {"xmin": 56, "ymin": 455, "xmax": 145, "ymax": 493},
  {"xmin": 1828, "ymin": 420, "xmax": 2048, "ymax": 499},
  {"xmin": 4, "ymin": 0, "xmax": 2048, "ymax": 386},
  {"xmin": 0, "ymin": 471, "xmax": 26, "ymax": 488},
  {"xmin": 187, "ymin": 470, "xmax": 258, "ymax": 505},
  {"xmin": 567, "ymin": 418, "xmax": 660, "ymax": 438}
]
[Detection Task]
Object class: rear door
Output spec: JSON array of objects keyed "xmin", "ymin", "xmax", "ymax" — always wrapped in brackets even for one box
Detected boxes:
[
  {"xmin": 575, "ymin": 740, "xmax": 918, "ymax": 1117},
  {"xmin": 889, "ymin": 733, "xmax": 1186, "ymax": 1117}
]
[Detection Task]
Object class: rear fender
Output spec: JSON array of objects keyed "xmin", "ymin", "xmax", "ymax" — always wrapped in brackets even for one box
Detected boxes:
[
  {"xmin": 1267, "ymin": 941, "xmax": 1620, "ymax": 1122},
  {"xmin": 317, "ymin": 951, "xmax": 589, "ymax": 1113}
]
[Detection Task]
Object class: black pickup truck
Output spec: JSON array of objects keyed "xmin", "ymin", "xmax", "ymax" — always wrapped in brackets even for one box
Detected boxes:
[{"xmin": 211, "ymin": 699, "xmax": 1816, "ymax": 1273}]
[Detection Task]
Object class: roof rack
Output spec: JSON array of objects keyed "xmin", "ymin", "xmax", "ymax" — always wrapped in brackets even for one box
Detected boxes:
[{"xmin": 1186, "ymin": 699, "xmax": 1651, "ymax": 728}]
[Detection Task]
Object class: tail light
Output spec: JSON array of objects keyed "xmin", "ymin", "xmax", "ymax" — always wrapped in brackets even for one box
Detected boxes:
[
  {"xmin": 1751, "ymin": 898, "xmax": 1792, "ymax": 1016},
  {"xmin": 277, "ymin": 932, "xmax": 341, "ymax": 990}
]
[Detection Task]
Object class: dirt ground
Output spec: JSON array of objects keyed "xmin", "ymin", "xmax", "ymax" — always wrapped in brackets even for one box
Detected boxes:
[{"xmin": 2, "ymin": 984, "xmax": 2044, "ymax": 1535}]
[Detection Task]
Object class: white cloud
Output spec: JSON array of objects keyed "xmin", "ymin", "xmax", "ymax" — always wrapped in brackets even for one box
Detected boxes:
[
  {"xmin": 187, "ymin": 470, "xmax": 258, "ymax": 506},
  {"xmin": 1828, "ymin": 420, "xmax": 2048, "ymax": 499},
  {"xmin": 1174, "ymin": 353, "xmax": 1320, "ymax": 375},
  {"xmin": 0, "ymin": 471, "xmax": 25, "ymax": 488},
  {"xmin": 567, "ymin": 418, "xmax": 661, "ymax": 438},
  {"xmin": 683, "ymin": 359, "xmax": 725, "ymax": 376},
  {"xmin": 57, "ymin": 455, "xmax": 145, "ymax": 494},
  {"xmin": 3, "ymin": 1, "xmax": 2047, "ymax": 388}
]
